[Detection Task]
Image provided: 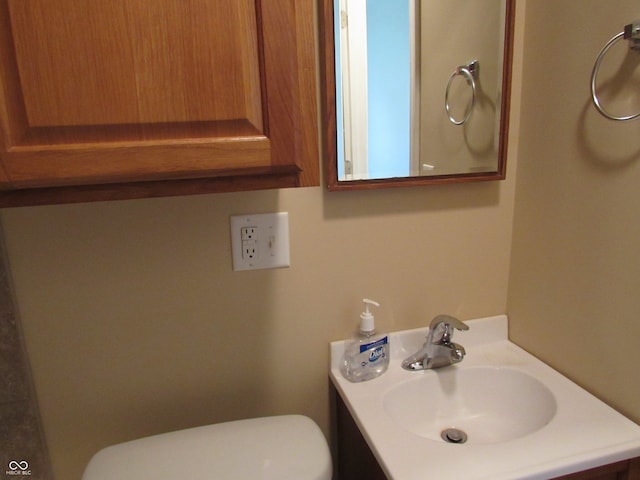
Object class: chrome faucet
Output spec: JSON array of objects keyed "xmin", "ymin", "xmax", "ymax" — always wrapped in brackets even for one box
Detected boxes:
[{"xmin": 401, "ymin": 315, "xmax": 469, "ymax": 371}]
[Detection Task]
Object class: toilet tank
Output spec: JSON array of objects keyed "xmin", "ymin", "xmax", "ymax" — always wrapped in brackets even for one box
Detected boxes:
[{"xmin": 82, "ymin": 415, "xmax": 332, "ymax": 480}]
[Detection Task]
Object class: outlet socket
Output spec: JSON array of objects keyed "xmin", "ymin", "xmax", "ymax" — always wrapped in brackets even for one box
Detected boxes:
[{"xmin": 240, "ymin": 227, "xmax": 258, "ymax": 260}]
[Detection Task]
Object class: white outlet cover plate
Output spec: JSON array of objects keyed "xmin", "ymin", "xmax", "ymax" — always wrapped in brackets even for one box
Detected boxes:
[{"xmin": 230, "ymin": 212, "xmax": 290, "ymax": 271}]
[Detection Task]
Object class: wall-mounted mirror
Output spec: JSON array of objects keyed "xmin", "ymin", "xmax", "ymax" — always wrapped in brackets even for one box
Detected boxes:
[{"xmin": 320, "ymin": 0, "xmax": 515, "ymax": 190}]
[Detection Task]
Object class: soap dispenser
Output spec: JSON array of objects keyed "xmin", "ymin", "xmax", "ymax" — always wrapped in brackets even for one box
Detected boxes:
[{"xmin": 341, "ymin": 299, "xmax": 390, "ymax": 382}]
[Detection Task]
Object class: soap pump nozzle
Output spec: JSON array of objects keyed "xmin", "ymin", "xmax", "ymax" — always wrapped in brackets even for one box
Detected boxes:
[{"xmin": 360, "ymin": 298, "xmax": 380, "ymax": 333}]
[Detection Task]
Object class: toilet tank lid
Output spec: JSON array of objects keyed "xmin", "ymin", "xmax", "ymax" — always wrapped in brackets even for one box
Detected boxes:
[{"xmin": 82, "ymin": 415, "xmax": 332, "ymax": 480}]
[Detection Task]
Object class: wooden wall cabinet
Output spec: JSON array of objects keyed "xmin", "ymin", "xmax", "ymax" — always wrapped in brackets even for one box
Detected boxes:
[{"xmin": 0, "ymin": 0, "xmax": 318, "ymax": 206}]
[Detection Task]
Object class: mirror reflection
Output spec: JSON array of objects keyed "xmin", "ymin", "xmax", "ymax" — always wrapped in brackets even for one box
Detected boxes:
[{"xmin": 325, "ymin": 0, "xmax": 514, "ymax": 188}]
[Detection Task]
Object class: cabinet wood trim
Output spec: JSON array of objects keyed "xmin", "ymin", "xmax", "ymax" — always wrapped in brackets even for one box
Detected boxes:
[
  {"xmin": 553, "ymin": 460, "xmax": 629, "ymax": 479},
  {"xmin": 0, "ymin": 166, "xmax": 301, "ymax": 207}
]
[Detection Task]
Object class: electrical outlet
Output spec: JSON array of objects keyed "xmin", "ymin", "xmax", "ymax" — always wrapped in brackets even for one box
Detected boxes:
[
  {"xmin": 242, "ymin": 241, "xmax": 258, "ymax": 260},
  {"xmin": 240, "ymin": 227, "xmax": 258, "ymax": 260},
  {"xmin": 241, "ymin": 227, "xmax": 257, "ymax": 242},
  {"xmin": 230, "ymin": 213, "xmax": 290, "ymax": 271}
]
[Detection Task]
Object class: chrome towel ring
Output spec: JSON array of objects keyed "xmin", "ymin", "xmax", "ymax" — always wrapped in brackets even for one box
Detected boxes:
[
  {"xmin": 445, "ymin": 60, "xmax": 479, "ymax": 126},
  {"xmin": 590, "ymin": 21, "xmax": 640, "ymax": 121}
]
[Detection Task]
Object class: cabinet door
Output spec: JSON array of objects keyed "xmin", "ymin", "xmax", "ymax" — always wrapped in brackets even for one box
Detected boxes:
[{"xmin": 0, "ymin": 0, "xmax": 318, "ymax": 196}]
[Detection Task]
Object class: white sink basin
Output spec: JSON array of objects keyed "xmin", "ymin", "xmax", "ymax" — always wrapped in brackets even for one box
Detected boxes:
[
  {"xmin": 383, "ymin": 366, "xmax": 556, "ymax": 444},
  {"xmin": 330, "ymin": 315, "xmax": 640, "ymax": 480}
]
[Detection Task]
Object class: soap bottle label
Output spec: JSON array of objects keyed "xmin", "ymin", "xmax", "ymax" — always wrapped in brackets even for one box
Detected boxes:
[{"xmin": 360, "ymin": 336, "xmax": 388, "ymax": 363}]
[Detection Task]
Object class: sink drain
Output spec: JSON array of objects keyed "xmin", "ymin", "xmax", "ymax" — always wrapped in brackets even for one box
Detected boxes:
[{"xmin": 441, "ymin": 428, "xmax": 468, "ymax": 444}]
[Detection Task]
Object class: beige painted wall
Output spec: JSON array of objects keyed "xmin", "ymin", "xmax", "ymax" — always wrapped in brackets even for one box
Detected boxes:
[
  {"xmin": 508, "ymin": 0, "xmax": 640, "ymax": 424},
  {"xmin": 1, "ymin": 173, "xmax": 518, "ymax": 477}
]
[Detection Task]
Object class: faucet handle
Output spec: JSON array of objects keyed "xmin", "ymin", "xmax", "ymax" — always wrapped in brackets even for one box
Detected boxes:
[
  {"xmin": 428, "ymin": 315, "xmax": 469, "ymax": 344},
  {"xmin": 429, "ymin": 314, "xmax": 469, "ymax": 331}
]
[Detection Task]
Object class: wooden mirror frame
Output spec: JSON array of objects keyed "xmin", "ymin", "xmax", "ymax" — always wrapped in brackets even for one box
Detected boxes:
[{"xmin": 319, "ymin": 0, "xmax": 516, "ymax": 191}]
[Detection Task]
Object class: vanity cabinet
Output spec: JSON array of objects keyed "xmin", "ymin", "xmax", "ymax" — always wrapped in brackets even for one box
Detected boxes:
[
  {"xmin": 335, "ymin": 390, "xmax": 387, "ymax": 480},
  {"xmin": 334, "ymin": 392, "xmax": 640, "ymax": 480},
  {"xmin": 554, "ymin": 459, "xmax": 640, "ymax": 480},
  {"xmin": 0, "ymin": 0, "xmax": 318, "ymax": 206}
]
